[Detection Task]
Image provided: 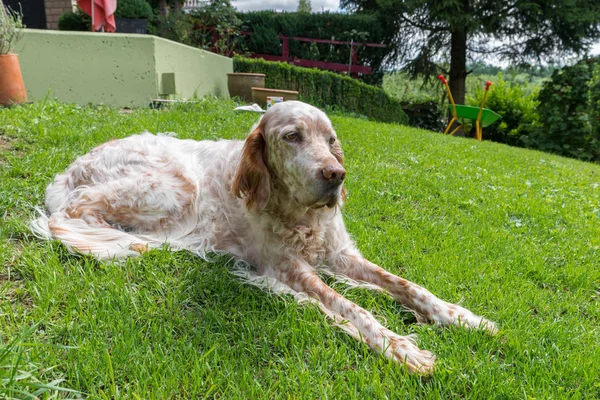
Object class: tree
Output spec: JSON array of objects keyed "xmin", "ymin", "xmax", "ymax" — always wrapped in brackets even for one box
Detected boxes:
[
  {"xmin": 297, "ymin": 0, "xmax": 312, "ymax": 13},
  {"xmin": 146, "ymin": 0, "xmax": 182, "ymax": 16},
  {"xmin": 340, "ymin": 0, "xmax": 600, "ymax": 107}
]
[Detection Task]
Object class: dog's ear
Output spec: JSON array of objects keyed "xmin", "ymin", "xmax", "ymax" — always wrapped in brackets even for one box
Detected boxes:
[
  {"xmin": 331, "ymin": 139, "xmax": 347, "ymax": 202},
  {"xmin": 232, "ymin": 123, "xmax": 270, "ymax": 210}
]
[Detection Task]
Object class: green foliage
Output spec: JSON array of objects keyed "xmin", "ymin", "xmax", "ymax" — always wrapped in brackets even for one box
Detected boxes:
[
  {"xmin": 234, "ymin": 56, "xmax": 409, "ymax": 124},
  {"xmin": 382, "ymin": 73, "xmax": 444, "ymax": 130},
  {"xmin": 245, "ymin": 24, "xmax": 281, "ymax": 55},
  {"xmin": 145, "ymin": 0, "xmax": 184, "ymax": 14},
  {"xmin": 384, "ymin": 67, "xmax": 546, "ymax": 104},
  {"xmin": 149, "ymin": 11, "xmax": 193, "ymax": 44},
  {"xmin": 470, "ymin": 61, "xmax": 556, "ymax": 80},
  {"xmin": 399, "ymin": 100, "xmax": 444, "ymax": 131},
  {"xmin": 383, "ymin": 71, "xmax": 444, "ymax": 103},
  {"xmin": 468, "ymin": 62, "xmax": 503, "ymax": 77},
  {"xmin": 384, "ymin": 71, "xmax": 549, "ymax": 137},
  {"xmin": 145, "ymin": 0, "xmax": 184, "ymax": 15},
  {"xmin": 384, "ymin": 71, "xmax": 541, "ymax": 133},
  {"xmin": 0, "ymin": 5, "xmax": 24, "ymax": 54},
  {"xmin": 148, "ymin": 6, "xmax": 386, "ymax": 84},
  {"xmin": 342, "ymin": 0, "xmax": 600, "ymax": 105},
  {"xmin": 187, "ymin": 0, "xmax": 245, "ymax": 56},
  {"xmin": 526, "ymin": 58, "xmax": 600, "ymax": 161},
  {"xmin": 238, "ymin": 11, "xmax": 387, "ymax": 85},
  {"xmin": 150, "ymin": 1, "xmax": 246, "ymax": 56},
  {"xmin": 467, "ymin": 74, "xmax": 540, "ymax": 146},
  {"xmin": 297, "ymin": 0, "xmax": 312, "ymax": 13},
  {"xmin": 58, "ymin": 10, "xmax": 90, "ymax": 31},
  {"xmin": 114, "ymin": 0, "xmax": 153, "ymax": 19},
  {"xmin": 590, "ymin": 63, "xmax": 600, "ymax": 137}
]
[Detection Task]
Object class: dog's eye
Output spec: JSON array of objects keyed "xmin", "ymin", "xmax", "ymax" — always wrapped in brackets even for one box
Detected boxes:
[
  {"xmin": 284, "ymin": 132, "xmax": 300, "ymax": 142},
  {"xmin": 329, "ymin": 137, "xmax": 336, "ymax": 145}
]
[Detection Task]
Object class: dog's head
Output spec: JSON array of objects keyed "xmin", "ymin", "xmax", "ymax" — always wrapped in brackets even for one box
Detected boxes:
[{"xmin": 233, "ymin": 101, "xmax": 346, "ymax": 211}]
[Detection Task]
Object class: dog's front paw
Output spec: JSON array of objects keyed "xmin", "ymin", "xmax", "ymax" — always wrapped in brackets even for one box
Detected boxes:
[
  {"xmin": 444, "ymin": 305, "xmax": 498, "ymax": 335},
  {"xmin": 378, "ymin": 331, "xmax": 435, "ymax": 374},
  {"xmin": 472, "ymin": 316, "xmax": 498, "ymax": 335}
]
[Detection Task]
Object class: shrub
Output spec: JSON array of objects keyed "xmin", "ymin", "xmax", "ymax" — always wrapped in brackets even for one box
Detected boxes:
[
  {"xmin": 400, "ymin": 101, "xmax": 444, "ymax": 131},
  {"xmin": 467, "ymin": 74, "xmax": 540, "ymax": 146},
  {"xmin": 115, "ymin": 0, "xmax": 153, "ymax": 19},
  {"xmin": 233, "ymin": 56, "xmax": 408, "ymax": 125},
  {"xmin": 383, "ymin": 72, "xmax": 444, "ymax": 130},
  {"xmin": 187, "ymin": 0, "xmax": 245, "ymax": 56},
  {"xmin": 150, "ymin": 11, "xmax": 193, "ymax": 44},
  {"xmin": 58, "ymin": 11, "xmax": 90, "ymax": 31},
  {"xmin": 525, "ymin": 58, "xmax": 600, "ymax": 161},
  {"xmin": 145, "ymin": 0, "xmax": 183, "ymax": 15},
  {"xmin": 245, "ymin": 24, "xmax": 281, "ymax": 55},
  {"xmin": 590, "ymin": 64, "xmax": 600, "ymax": 137}
]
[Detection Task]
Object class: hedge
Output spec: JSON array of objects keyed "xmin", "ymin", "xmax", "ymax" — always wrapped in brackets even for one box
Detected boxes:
[
  {"xmin": 233, "ymin": 56, "xmax": 408, "ymax": 125},
  {"xmin": 58, "ymin": 11, "xmax": 90, "ymax": 31}
]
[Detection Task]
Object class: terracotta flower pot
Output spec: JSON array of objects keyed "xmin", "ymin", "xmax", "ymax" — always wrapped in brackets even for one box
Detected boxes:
[
  {"xmin": 0, "ymin": 54, "xmax": 27, "ymax": 106},
  {"xmin": 227, "ymin": 73, "xmax": 265, "ymax": 102},
  {"xmin": 251, "ymin": 87, "xmax": 299, "ymax": 108}
]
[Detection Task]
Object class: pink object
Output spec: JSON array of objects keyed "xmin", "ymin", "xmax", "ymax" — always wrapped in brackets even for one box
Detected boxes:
[
  {"xmin": 77, "ymin": 0, "xmax": 117, "ymax": 32},
  {"xmin": 485, "ymin": 80, "xmax": 493, "ymax": 89}
]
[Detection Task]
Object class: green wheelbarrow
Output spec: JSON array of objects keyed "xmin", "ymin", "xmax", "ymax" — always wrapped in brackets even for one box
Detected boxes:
[{"xmin": 438, "ymin": 75, "xmax": 502, "ymax": 140}]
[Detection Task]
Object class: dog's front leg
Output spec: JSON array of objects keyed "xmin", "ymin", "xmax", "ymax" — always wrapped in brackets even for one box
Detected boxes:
[
  {"xmin": 327, "ymin": 251, "xmax": 497, "ymax": 334},
  {"xmin": 274, "ymin": 259, "xmax": 435, "ymax": 374}
]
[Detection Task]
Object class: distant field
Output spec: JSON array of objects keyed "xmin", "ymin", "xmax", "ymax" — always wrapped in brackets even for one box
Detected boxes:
[{"xmin": 383, "ymin": 71, "xmax": 545, "ymax": 103}]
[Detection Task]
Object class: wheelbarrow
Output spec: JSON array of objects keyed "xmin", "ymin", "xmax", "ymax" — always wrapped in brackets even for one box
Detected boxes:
[{"xmin": 438, "ymin": 75, "xmax": 502, "ymax": 140}]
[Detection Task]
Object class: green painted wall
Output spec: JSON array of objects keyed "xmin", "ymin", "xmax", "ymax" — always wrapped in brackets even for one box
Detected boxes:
[
  {"xmin": 154, "ymin": 37, "xmax": 231, "ymax": 99},
  {"xmin": 14, "ymin": 29, "xmax": 232, "ymax": 108}
]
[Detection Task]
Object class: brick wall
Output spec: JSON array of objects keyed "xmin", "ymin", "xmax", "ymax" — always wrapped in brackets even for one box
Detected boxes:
[{"xmin": 45, "ymin": 0, "xmax": 76, "ymax": 30}]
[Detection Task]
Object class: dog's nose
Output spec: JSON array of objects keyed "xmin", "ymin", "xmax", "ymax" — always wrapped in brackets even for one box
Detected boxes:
[{"xmin": 322, "ymin": 165, "xmax": 346, "ymax": 186}]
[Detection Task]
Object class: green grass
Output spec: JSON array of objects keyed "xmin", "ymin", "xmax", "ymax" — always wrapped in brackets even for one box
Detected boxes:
[{"xmin": 1, "ymin": 99, "xmax": 599, "ymax": 398}]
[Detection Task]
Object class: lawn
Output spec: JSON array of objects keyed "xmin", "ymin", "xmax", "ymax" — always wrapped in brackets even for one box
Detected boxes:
[{"xmin": 1, "ymin": 99, "xmax": 599, "ymax": 398}]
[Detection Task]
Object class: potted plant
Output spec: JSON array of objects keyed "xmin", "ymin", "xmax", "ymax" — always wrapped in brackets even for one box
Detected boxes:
[
  {"xmin": 0, "ymin": 5, "xmax": 26, "ymax": 106},
  {"xmin": 115, "ymin": 0, "xmax": 153, "ymax": 34},
  {"xmin": 227, "ymin": 73, "xmax": 265, "ymax": 102}
]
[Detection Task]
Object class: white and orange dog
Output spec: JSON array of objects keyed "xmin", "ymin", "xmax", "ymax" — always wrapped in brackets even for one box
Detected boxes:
[{"xmin": 33, "ymin": 101, "xmax": 496, "ymax": 373}]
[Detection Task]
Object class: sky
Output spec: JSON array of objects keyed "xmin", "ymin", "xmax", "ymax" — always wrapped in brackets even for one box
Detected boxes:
[
  {"xmin": 232, "ymin": 0, "xmax": 600, "ymax": 56},
  {"xmin": 232, "ymin": 0, "xmax": 340, "ymax": 12}
]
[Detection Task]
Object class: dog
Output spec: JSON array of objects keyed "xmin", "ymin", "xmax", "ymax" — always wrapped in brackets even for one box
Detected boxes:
[{"xmin": 32, "ymin": 101, "xmax": 496, "ymax": 373}]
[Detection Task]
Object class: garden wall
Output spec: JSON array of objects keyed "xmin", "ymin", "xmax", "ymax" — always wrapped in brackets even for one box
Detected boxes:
[{"xmin": 14, "ymin": 29, "xmax": 232, "ymax": 108}]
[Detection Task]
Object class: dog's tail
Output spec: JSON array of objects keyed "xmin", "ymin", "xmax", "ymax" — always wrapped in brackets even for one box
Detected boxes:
[{"xmin": 31, "ymin": 208, "xmax": 152, "ymax": 259}]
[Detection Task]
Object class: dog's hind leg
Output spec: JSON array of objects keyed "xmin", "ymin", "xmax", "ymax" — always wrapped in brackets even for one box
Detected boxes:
[{"xmin": 34, "ymin": 171, "xmax": 197, "ymax": 259}]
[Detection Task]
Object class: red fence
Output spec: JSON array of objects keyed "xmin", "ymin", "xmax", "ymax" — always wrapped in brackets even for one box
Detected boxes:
[{"xmin": 241, "ymin": 33, "xmax": 385, "ymax": 78}]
